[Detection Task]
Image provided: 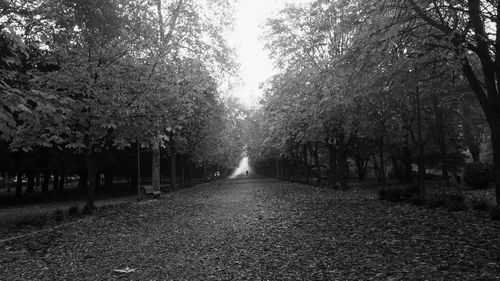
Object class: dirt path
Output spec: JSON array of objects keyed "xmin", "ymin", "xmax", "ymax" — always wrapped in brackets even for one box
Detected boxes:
[{"xmin": 1, "ymin": 176, "xmax": 499, "ymax": 280}]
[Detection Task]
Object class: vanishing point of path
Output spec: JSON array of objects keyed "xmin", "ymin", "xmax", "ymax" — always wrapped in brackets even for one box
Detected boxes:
[{"xmin": 1, "ymin": 176, "xmax": 500, "ymax": 280}]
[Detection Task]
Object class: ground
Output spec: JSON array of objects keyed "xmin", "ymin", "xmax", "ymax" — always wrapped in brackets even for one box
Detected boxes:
[{"xmin": 1, "ymin": 176, "xmax": 500, "ymax": 280}]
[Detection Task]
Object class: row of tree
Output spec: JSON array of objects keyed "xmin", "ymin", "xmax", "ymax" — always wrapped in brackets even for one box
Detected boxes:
[
  {"xmin": 248, "ymin": 0, "xmax": 498, "ymax": 203},
  {"xmin": 0, "ymin": 0, "xmax": 244, "ymax": 210}
]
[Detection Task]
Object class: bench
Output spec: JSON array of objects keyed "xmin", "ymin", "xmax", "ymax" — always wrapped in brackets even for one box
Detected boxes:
[{"xmin": 141, "ymin": 185, "xmax": 161, "ymax": 198}]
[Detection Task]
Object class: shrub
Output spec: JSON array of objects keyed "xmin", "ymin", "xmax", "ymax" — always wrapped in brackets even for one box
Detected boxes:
[
  {"xmin": 471, "ymin": 197, "xmax": 492, "ymax": 212},
  {"xmin": 52, "ymin": 209, "xmax": 65, "ymax": 222},
  {"xmin": 68, "ymin": 205, "xmax": 79, "ymax": 216},
  {"xmin": 426, "ymin": 192, "xmax": 448, "ymax": 208},
  {"xmin": 464, "ymin": 162, "xmax": 493, "ymax": 189},
  {"xmin": 379, "ymin": 185, "xmax": 420, "ymax": 203},
  {"xmin": 16, "ymin": 215, "xmax": 47, "ymax": 228},
  {"xmin": 446, "ymin": 192, "xmax": 466, "ymax": 212},
  {"xmin": 491, "ymin": 206, "xmax": 500, "ymax": 221},
  {"xmin": 82, "ymin": 205, "xmax": 94, "ymax": 215},
  {"xmin": 426, "ymin": 191, "xmax": 466, "ymax": 211}
]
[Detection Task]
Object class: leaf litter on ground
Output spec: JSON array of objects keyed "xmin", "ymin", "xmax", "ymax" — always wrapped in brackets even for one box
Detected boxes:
[{"xmin": 0, "ymin": 177, "xmax": 499, "ymax": 280}]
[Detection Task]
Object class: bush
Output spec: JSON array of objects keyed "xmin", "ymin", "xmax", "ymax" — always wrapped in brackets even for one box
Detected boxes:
[
  {"xmin": 68, "ymin": 205, "xmax": 79, "ymax": 216},
  {"xmin": 446, "ymin": 193, "xmax": 467, "ymax": 212},
  {"xmin": 491, "ymin": 206, "xmax": 500, "ymax": 221},
  {"xmin": 471, "ymin": 197, "xmax": 492, "ymax": 212},
  {"xmin": 16, "ymin": 215, "xmax": 47, "ymax": 228},
  {"xmin": 426, "ymin": 191, "xmax": 466, "ymax": 211},
  {"xmin": 82, "ymin": 205, "xmax": 94, "ymax": 215},
  {"xmin": 52, "ymin": 209, "xmax": 65, "ymax": 222},
  {"xmin": 379, "ymin": 185, "xmax": 419, "ymax": 203},
  {"xmin": 464, "ymin": 162, "xmax": 493, "ymax": 189},
  {"xmin": 426, "ymin": 192, "xmax": 448, "ymax": 208}
]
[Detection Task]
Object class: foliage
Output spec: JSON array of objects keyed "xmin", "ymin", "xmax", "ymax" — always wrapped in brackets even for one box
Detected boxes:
[
  {"xmin": 379, "ymin": 185, "xmax": 419, "ymax": 203},
  {"xmin": 425, "ymin": 191, "xmax": 466, "ymax": 212},
  {"xmin": 490, "ymin": 205, "xmax": 500, "ymax": 221},
  {"xmin": 68, "ymin": 205, "xmax": 80, "ymax": 216},
  {"xmin": 464, "ymin": 162, "xmax": 493, "ymax": 189},
  {"xmin": 470, "ymin": 197, "xmax": 492, "ymax": 212}
]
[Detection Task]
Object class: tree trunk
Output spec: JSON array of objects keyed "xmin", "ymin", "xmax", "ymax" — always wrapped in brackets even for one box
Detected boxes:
[
  {"xmin": 170, "ymin": 145, "xmax": 176, "ymax": 190},
  {"xmin": 378, "ymin": 137, "xmax": 386, "ymax": 189},
  {"xmin": 434, "ymin": 96, "xmax": 450, "ymax": 187},
  {"xmin": 53, "ymin": 174, "xmax": 59, "ymax": 192},
  {"xmin": 15, "ymin": 172, "xmax": 22, "ymax": 199},
  {"xmin": 202, "ymin": 165, "xmax": 208, "ymax": 182},
  {"xmin": 416, "ymin": 84, "xmax": 426, "ymax": 200},
  {"xmin": 86, "ymin": 155, "xmax": 98, "ymax": 213},
  {"xmin": 104, "ymin": 172, "xmax": 113, "ymax": 188},
  {"xmin": 440, "ymin": 146, "xmax": 450, "ymax": 187},
  {"xmin": 27, "ymin": 172, "xmax": 34, "ymax": 193},
  {"xmin": 180, "ymin": 163, "xmax": 185, "ymax": 188},
  {"xmin": 58, "ymin": 174, "xmax": 65, "ymax": 192},
  {"xmin": 417, "ymin": 144, "xmax": 426, "ymax": 199},
  {"xmin": 188, "ymin": 162, "xmax": 194, "ymax": 186},
  {"xmin": 2, "ymin": 171, "xmax": 9, "ymax": 193},
  {"xmin": 79, "ymin": 171, "xmax": 88, "ymax": 189},
  {"xmin": 339, "ymin": 150, "xmax": 348, "ymax": 189},
  {"xmin": 312, "ymin": 143, "xmax": 321, "ymax": 185},
  {"xmin": 303, "ymin": 144, "xmax": 310, "ymax": 184},
  {"xmin": 403, "ymin": 143, "xmax": 413, "ymax": 183},
  {"xmin": 327, "ymin": 143, "xmax": 337, "ymax": 188},
  {"xmin": 469, "ymin": 144, "xmax": 481, "ymax": 163},
  {"xmin": 391, "ymin": 156, "xmax": 401, "ymax": 182},
  {"xmin": 151, "ymin": 139, "xmax": 161, "ymax": 192},
  {"xmin": 42, "ymin": 172, "xmax": 50, "ymax": 194},
  {"xmin": 354, "ymin": 155, "xmax": 369, "ymax": 181},
  {"xmin": 274, "ymin": 159, "xmax": 278, "ymax": 179},
  {"xmin": 491, "ymin": 115, "xmax": 500, "ymax": 204}
]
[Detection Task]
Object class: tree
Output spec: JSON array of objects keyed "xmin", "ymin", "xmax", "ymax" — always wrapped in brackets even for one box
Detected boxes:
[{"xmin": 402, "ymin": 0, "xmax": 500, "ymax": 203}]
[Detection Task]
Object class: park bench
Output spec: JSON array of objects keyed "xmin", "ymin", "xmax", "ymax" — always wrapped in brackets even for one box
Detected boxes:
[{"xmin": 141, "ymin": 185, "xmax": 161, "ymax": 198}]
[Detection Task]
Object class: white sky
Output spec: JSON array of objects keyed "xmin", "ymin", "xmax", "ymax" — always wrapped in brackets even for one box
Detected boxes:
[{"xmin": 226, "ymin": 0, "xmax": 311, "ymax": 106}]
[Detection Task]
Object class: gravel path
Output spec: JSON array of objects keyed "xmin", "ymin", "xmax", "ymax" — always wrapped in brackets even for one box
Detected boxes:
[{"xmin": 1, "ymin": 176, "xmax": 499, "ymax": 280}]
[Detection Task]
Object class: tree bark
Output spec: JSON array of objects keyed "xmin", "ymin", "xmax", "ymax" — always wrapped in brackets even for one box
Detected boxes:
[
  {"xmin": 469, "ymin": 145, "xmax": 481, "ymax": 163},
  {"xmin": 403, "ymin": 137, "xmax": 413, "ymax": 183},
  {"xmin": 58, "ymin": 174, "xmax": 64, "ymax": 192},
  {"xmin": 338, "ymin": 149, "xmax": 348, "ymax": 189},
  {"xmin": 53, "ymin": 174, "xmax": 59, "ymax": 192},
  {"xmin": 104, "ymin": 172, "xmax": 113, "ymax": 188},
  {"xmin": 373, "ymin": 156, "xmax": 381, "ymax": 182},
  {"xmin": 303, "ymin": 144, "xmax": 310, "ymax": 184},
  {"xmin": 42, "ymin": 172, "xmax": 50, "ymax": 194},
  {"xmin": 15, "ymin": 172, "xmax": 22, "ymax": 199},
  {"xmin": 354, "ymin": 154, "xmax": 369, "ymax": 181},
  {"xmin": 152, "ymin": 139, "xmax": 161, "ymax": 192},
  {"xmin": 170, "ymin": 144, "xmax": 176, "ymax": 190},
  {"xmin": 311, "ymin": 143, "xmax": 321, "ymax": 185},
  {"xmin": 378, "ymin": 136, "xmax": 386, "ymax": 189},
  {"xmin": 180, "ymin": 163, "xmax": 185, "ymax": 188},
  {"xmin": 416, "ymin": 84, "xmax": 426, "ymax": 200},
  {"xmin": 27, "ymin": 172, "xmax": 34, "ymax": 193},
  {"xmin": 188, "ymin": 161, "xmax": 194, "ymax": 186},
  {"xmin": 86, "ymin": 155, "xmax": 98, "ymax": 212},
  {"xmin": 2, "ymin": 171, "xmax": 9, "ymax": 193},
  {"xmin": 78, "ymin": 171, "xmax": 88, "ymax": 189},
  {"xmin": 491, "ymin": 115, "xmax": 500, "ymax": 204},
  {"xmin": 327, "ymin": 143, "xmax": 337, "ymax": 188}
]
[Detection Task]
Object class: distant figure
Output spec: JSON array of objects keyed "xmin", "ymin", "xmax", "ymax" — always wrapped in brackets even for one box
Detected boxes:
[{"xmin": 246, "ymin": 170, "xmax": 248, "ymax": 176}]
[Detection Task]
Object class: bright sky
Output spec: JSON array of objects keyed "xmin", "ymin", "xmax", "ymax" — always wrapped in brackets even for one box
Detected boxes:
[{"xmin": 226, "ymin": 0, "xmax": 311, "ymax": 106}]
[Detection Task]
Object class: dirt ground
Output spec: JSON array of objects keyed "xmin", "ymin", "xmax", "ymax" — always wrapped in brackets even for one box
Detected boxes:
[{"xmin": 0, "ymin": 176, "xmax": 499, "ymax": 280}]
